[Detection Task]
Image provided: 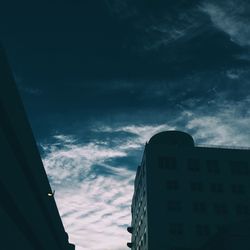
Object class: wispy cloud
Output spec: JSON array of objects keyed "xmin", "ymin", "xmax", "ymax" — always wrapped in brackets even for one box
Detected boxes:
[
  {"xmin": 142, "ymin": 10, "xmax": 202, "ymax": 51},
  {"xmin": 143, "ymin": 25, "xmax": 188, "ymax": 50},
  {"xmin": 42, "ymin": 135, "xmax": 135, "ymax": 250},
  {"xmin": 105, "ymin": 0, "xmax": 137, "ymax": 19},
  {"xmin": 200, "ymin": 1, "xmax": 250, "ymax": 47},
  {"xmin": 94, "ymin": 124, "xmax": 175, "ymax": 145},
  {"xmin": 42, "ymin": 137, "xmax": 127, "ymax": 185},
  {"xmin": 226, "ymin": 70, "xmax": 240, "ymax": 79},
  {"xmin": 18, "ymin": 84, "xmax": 43, "ymax": 96},
  {"xmin": 105, "ymin": 0, "xmax": 205, "ymax": 51},
  {"xmin": 182, "ymin": 96, "xmax": 250, "ymax": 146},
  {"xmin": 54, "ymin": 171, "xmax": 134, "ymax": 250}
]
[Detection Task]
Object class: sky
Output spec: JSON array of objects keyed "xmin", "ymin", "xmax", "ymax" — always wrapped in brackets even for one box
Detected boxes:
[{"xmin": 1, "ymin": 0, "xmax": 250, "ymax": 249}]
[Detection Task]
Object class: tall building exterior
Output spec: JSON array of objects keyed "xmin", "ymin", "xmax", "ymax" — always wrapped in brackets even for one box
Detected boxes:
[
  {"xmin": 127, "ymin": 131, "xmax": 250, "ymax": 250},
  {"xmin": 0, "ymin": 46, "xmax": 75, "ymax": 249}
]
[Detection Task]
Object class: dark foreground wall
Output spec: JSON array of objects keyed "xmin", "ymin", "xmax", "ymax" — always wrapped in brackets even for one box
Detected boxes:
[{"xmin": 0, "ymin": 46, "xmax": 75, "ymax": 250}]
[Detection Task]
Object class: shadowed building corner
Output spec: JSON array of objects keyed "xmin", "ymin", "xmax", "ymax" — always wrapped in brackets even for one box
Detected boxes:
[{"xmin": 0, "ymin": 45, "xmax": 75, "ymax": 250}]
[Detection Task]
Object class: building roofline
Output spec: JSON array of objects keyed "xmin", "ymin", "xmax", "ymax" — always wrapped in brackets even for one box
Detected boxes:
[{"xmin": 196, "ymin": 144, "xmax": 250, "ymax": 151}]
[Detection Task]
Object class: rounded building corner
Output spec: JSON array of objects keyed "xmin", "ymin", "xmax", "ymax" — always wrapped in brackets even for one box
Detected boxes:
[{"xmin": 148, "ymin": 130, "xmax": 194, "ymax": 147}]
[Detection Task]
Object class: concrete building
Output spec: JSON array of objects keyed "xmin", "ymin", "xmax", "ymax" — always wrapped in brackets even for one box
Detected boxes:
[
  {"xmin": 0, "ymin": 46, "xmax": 75, "ymax": 250},
  {"xmin": 127, "ymin": 131, "xmax": 250, "ymax": 250},
  {"xmin": 200, "ymin": 219, "xmax": 250, "ymax": 250}
]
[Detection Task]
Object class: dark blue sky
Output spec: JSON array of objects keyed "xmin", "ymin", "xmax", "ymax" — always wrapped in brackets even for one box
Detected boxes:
[{"xmin": 2, "ymin": 1, "xmax": 250, "ymax": 249}]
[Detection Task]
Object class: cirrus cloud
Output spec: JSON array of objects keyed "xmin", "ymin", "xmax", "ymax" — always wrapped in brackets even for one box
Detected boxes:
[{"xmin": 200, "ymin": 0, "xmax": 250, "ymax": 47}]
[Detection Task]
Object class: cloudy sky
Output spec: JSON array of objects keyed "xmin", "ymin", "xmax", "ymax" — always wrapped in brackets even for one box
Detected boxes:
[{"xmin": 1, "ymin": 0, "xmax": 250, "ymax": 249}]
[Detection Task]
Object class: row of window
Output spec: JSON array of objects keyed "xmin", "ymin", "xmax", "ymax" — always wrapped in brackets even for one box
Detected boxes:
[
  {"xmin": 133, "ymin": 162, "xmax": 146, "ymax": 211},
  {"xmin": 166, "ymin": 180, "xmax": 247, "ymax": 194},
  {"xmin": 133, "ymin": 188, "xmax": 146, "ymax": 223},
  {"xmin": 166, "ymin": 201, "xmax": 250, "ymax": 215},
  {"xmin": 168, "ymin": 223, "xmax": 230, "ymax": 237},
  {"xmin": 135, "ymin": 161, "xmax": 145, "ymax": 185},
  {"xmin": 168, "ymin": 223, "xmax": 224, "ymax": 237},
  {"xmin": 134, "ymin": 205, "xmax": 147, "ymax": 239},
  {"xmin": 135, "ymin": 229, "xmax": 147, "ymax": 250},
  {"xmin": 159, "ymin": 157, "xmax": 249, "ymax": 175}
]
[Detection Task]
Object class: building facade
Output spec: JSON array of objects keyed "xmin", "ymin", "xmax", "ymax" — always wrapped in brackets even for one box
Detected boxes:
[
  {"xmin": 127, "ymin": 131, "xmax": 250, "ymax": 250},
  {"xmin": 0, "ymin": 46, "xmax": 75, "ymax": 250}
]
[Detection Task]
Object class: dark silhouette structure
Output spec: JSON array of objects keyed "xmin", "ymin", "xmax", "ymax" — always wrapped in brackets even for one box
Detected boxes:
[
  {"xmin": 127, "ymin": 131, "xmax": 250, "ymax": 250},
  {"xmin": 0, "ymin": 46, "xmax": 75, "ymax": 249}
]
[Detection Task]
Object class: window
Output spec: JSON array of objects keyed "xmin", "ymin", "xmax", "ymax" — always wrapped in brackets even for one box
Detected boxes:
[
  {"xmin": 193, "ymin": 201, "xmax": 207, "ymax": 213},
  {"xmin": 210, "ymin": 183, "xmax": 224, "ymax": 193},
  {"xmin": 196, "ymin": 224, "xmax": 210, "ymax": 236},
  {"xmin": 187, "ymin": 158, "xmax": 200, "ymax": 172},
  {"xmin": 169, "ymin": 223, "xmax": 183, "ymax": 235},
  {"xmin": 213, "ymin": 203, "xmax": 228, "ymax": 215},
  {"xmin": 236, "ymin": 204, "xmax": 249, "ymax": 215},
  {"xmin": 231, "ymin": 184, "xmax": 246, "ymax": 194},
  {"xmin": 166, "ymin": 180, "xmax": 179, "ymax": 190},
  {"xmin": 230, "ymin": 161, "xmax": 249, "ymax": 175},
  {"xmin": 159, "ymin": 157, "xmax": 176, "ymax": 170},
  {"xmin": 190, "ymin": 181, "xmax": 203, "ymax": 192},
  {"xmin": 143, "ymin": 205, "xmax": 146, "ymax": 217},
  {"xmin": 207, "ymin": 160, "xmax": 220, "ymax": 174},
  {"xmin": 167, "ymin": 200, "xmax": 182, "ymax": 212},
  {"xmin": 141, "ymin": 235, "xmax": 144, "ymax": 247},
  {"xmin": 142, "ymin": 162, "xmax": 145, "ymax": 177},
  {"xmin": 143, "ymin": 232, "xmax": 146, "ymax": 245}
]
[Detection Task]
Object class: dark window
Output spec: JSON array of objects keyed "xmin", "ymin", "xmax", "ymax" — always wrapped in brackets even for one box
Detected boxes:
[
  {"xmin": 193, "ymin": 201, "xmax": 207, "ymax": 213},
  {"xmin": 196, "ymin": 224, "xmax": 210, "ymax": 236},
  {"xmin": 213, "ymin": 203, "xmax": 228, "ymax": 215},
  {"xmin": 143, "ymin": 232, "xmax": 146, "ymax": 245},
  {"xmin": 159, "ymin": 157, "xmax": 176, "ymax": 170},
  {"xmin": 190, "ymin": 181, "xmax": 203, "ymax": 192},
  {"xmin": 231, "ymin": 184, "xmax": 246, "ymax": 194},
  {"xmin": 169, "ymin": 223, "xmax": 183, "ymax": 235},
  {"xmin": 167, "ymin": 200, "xmax": 182, "ymax": 212},
  {"xmin": 207, "ymin": 160, "xmax": 220, "ymax": 174},
  {"xmin": 187, "ymin": 158, "xmax": 200, "ymax": 172},
  {"xmin": 236, "ymin": 204, "xmax": 249, "ymax": 215},
  {"xmin": 166, "ymin": 180, "xmax": 179, "ymax": 190},
  {"xmin": 210, "ymin": 183, "xmax": 224, "ymax": 193},
  {"xmin": 142, "ymin": 164, "xmax": 145, "ymax": 177},
  {"xmin": 230, "ymin": 161, "xmax": 249, "ymax": 175}
]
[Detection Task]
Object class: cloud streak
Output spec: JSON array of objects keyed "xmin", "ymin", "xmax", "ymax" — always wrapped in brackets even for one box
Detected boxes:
[
  {"xmin": 201, "ymin": 0, "xmax": 250, "ymax": 47},
  {"xmin": 42, "ymin": 136, "xmax": 135, "ymax": 250}
]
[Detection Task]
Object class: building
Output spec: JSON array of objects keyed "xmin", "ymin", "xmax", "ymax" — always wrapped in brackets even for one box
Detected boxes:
[
  {"xmin": 0, "ymin": 46, "xmax": 75, "ymax": 250},
  {"xmin": 127, "ymin": 131, "xmax": 250, "ymax": 250},
  {"xmin": 200, "ymin": 219, "xmax": 250, "ymax": 250}
]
